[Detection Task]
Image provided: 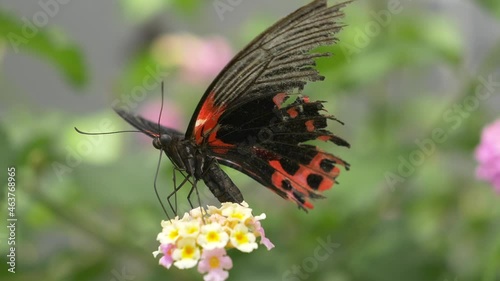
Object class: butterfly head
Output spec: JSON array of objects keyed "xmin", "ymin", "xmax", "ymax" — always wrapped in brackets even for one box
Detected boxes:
[{"xmin": 153, "ymin": 134, "xmax": 173, "ymax": 150}]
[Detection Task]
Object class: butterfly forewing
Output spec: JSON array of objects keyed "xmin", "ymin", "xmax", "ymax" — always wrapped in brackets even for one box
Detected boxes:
[
  {"xmin": 115, "ymin": 108, "xmax": 184, "ymax": 139},
  {"xmin": 186, "ymin": 0, "xmax": 351, "ymax": 140}
]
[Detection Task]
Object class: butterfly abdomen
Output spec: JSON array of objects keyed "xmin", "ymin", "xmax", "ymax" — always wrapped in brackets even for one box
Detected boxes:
[{"xmin": 202, "ymin": 162, "xmax": 244, "ymax": 204}]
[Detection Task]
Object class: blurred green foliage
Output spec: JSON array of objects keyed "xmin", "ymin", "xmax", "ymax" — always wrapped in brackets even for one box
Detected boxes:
[
  {"xmin": 1, "ymin": 1, "xmax": 500, "ymax": 281},
  {"xmin": 477, "ymin": 0, "xmax": 500, "ymax": 19},
  {"xmin": 0, "ymin": 11, "xmax": 87, "ymax": 87}
]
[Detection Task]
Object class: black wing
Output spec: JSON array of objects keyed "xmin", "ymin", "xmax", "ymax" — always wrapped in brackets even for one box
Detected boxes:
[
  {"xmin": 186, "ymin": 0, "xmax": 350, "ymax": 142},
  {"xmin": 114, "ymin": 108, "xmax": 184, "ymax": 139},
  {"xmin": 183, "ymin": 0, "xmax": 351, "ymax": 210}
]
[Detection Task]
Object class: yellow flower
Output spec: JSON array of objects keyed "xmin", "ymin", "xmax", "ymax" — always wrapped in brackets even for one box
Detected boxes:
[
  {"xmin": 178, "ymin": 220, "xmax": 201, "ymax": 238},
  {"xmin": 188, "ymin": 206, "xmax": 205, "ymax": 219},
  {"xmin": 206, "ymin": 205, "xmax": 222, "ymax": 216},
  {"xmin": 229, "ymin": 224, "xmax": 258, "ymax": 253},
  {"xmin": 221, "ymin": 203, "xmax": 252, "ymax": 223},
  {"xmin": 172, "ymin": 238, "xmax": 200, "ymax": 269},
  {"xmin": 197, "ymin": 222, "xmax": 229, "ymax": 250},
  {"xmin": 154, "ymin": 200, "xmax": 273, "ymax": 273},
  {"xmin": 157, "ymin": 221, "xmax": 180, "ymax": 244}
]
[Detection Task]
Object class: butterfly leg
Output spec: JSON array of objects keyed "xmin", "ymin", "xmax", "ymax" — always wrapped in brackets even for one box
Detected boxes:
[
  {"xmin": 186, "ymin": 179, "xmax": 205, "ymax": 216},
  {"xmin": 166, "ymin": 167, "xmax": 193, "ymax": 216},
  {"xmin": 153, "ymin": 151, "xmax": 173, "ymax": 219}
]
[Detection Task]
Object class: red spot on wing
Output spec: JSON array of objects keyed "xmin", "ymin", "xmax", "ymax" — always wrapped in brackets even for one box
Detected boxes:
[
  {"xmin": 269, "ymin": 160, "xmax": 310, "ymax": 194},
  {"xmin": 305, "ymin": 120, "xmax": 315, "ymax": 132},
  {"xmin": 194, "ymin": 91, "xmax": 234, "ymax": 153},
  {"xmin": 269, "ymin": 160, "xmax": 315, "ymax": 209},
  {"xmin": 207, "ymin": 131, "xmax": 235, "ymax": 154},
  {"xmin": 269, "ymin": 160, "xmax": 314, "ymax": 209},
  {"xmin": 317, "ymin": 135, "xmax": 331, "ymax": 142},
  {"xmin": 287, "ymin": 108, "xmax": 299, "ymax": 118},
  {"xmin": 194, "ymin": 92, "xmax": 220, "ymax": 139},
  {"xmin": 143, "ymin": 129, "xmax": 160, "ymax": 138},
  {"xmin": 266, "ymin": 148, "xmax": 347, "ymax": 208},
  {"xmin": 273, "ymin": 93, "xmax": 288, "ymax": 108},
  {"xmin": 308, "ymin": 153, "xmax": 339, "ymax": 191},
  {"xmin": 269, "ymin": 158, "xmax": 333, "ymax": 208}
]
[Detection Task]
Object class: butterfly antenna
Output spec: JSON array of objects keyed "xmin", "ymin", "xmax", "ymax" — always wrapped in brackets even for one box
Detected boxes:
[
  {"xmin": 157, "ymin": 81, "xmax": 165, "ymax": 133},
  {"xmin": 154, "ymin": 150, "xmax": 171, "ymax": 220},
  {"xmin": 154, "ymin": 81, "xmax": 174, "ymax": 219},
  {"xmin": 74, "ymin": 127, "xmax": 141, "ymax": 135}
]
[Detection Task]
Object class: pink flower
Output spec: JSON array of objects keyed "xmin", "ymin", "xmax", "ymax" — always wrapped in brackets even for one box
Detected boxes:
[
  {"xmin": 135, "ymin": 98, "xmax": 184, "ymax": 145},
  {"xmin": 154, "ymin": 243, "xmax": 175, "ymax": 269},
  {"xmin": 198, "ymin": 248, "xmax": 233, "ymax": 281},
  {"xmin": 138, "ymin": 98, "xmax": 184, "ymax": 131},
  {"xmin": 152, "ymin": 33, "xmax": 233, "ymax": 84},
  {"xmin": 253, "ymin": 220, "xmax": 275, "ymax": 250},
  {"xmin": 475, "ymin": 119, "xmax": 500, "ymax": 193}
]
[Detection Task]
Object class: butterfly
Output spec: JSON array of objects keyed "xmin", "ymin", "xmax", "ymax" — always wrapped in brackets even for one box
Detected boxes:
[{"xmin": 114, "ymin": 0, "xmax": 351, "ymax": 212}]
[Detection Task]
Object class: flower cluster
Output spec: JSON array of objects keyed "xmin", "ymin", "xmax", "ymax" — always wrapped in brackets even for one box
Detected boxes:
[
  {"xmin": 153, "ymin": 202, "xmax": 274, "ymax": 281},
  {"xmin": 475, "ymin": 119, "xmax": 500, "ymax": 193}
]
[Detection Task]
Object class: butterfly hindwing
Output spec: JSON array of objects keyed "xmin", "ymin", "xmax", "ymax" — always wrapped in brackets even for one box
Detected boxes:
[{"xmin": 211, "ymin": 92, "xmax": 349, "ymax": 210}]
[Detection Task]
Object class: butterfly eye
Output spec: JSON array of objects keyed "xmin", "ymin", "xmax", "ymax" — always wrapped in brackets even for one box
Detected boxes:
[
  {"xmin": 160, "ymin": 134, "xmax": 173, "ymax": 146},
  {"xmin": 152, "ymin": 134, "xmax": 172, "ymax": 149},
  {"xmin": 152, "ymin": 138, "xmax": 162, "ymax": 149}
]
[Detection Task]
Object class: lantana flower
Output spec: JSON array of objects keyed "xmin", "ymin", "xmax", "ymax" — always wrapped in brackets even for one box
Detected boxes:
[
  {"xmin": 229, "ymin": 224, "xmax": 258, "ymax": 253},
  {"xmin": 172, "ymin": 238, "xmax": 200, "ymax": 269},
  {"xmin": 179, "ymin": 220, "xmax": 201, "ymax": 238},
  {"xmin": 197, "ymin": 223, "xmax": 229, "ymax": 250},
  {"xmin": 157, "ymin": 220, "xmax": 180, "ymax": 244},
  {"xmin": 221, "ymin": 202, "xmax": 252, "ymax": 223},
  {"xmin": 198, "ymin": 248, "xmax": 232, "ymax": 281},
  {"xmin": 153, "ymin": 202, "xmax": 272, "ymax": 281},
  {"xmin": 250, "ymin": 218, "xmax": 275, "ymax": 250},
  {"xmin": 153, "ymin": 243, "xmax": 175, "ymax": 269},
  {"xmin": 475, "ymin": 119, "xmax": 500, "ymax": 193}
]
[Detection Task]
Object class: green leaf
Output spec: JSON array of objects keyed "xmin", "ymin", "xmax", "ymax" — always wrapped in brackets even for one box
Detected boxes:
[{"xmin": 0, "ymin": 10, "xmax": 87, "ymax": 87}]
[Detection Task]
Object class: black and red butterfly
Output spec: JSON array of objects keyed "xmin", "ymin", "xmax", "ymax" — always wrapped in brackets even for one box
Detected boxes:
[{"xmin": 113, "ymin": 0, "xmax": 351, "ymax": 212}]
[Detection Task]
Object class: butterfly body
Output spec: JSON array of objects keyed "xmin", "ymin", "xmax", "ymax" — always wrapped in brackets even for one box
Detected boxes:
[
  {"xmin": 115, "ymin": 0, "xmax": 351, "ymax": 211},
  {"xmin": 115, "ymin": 108, "xmax": 245, "ymax": 204}
]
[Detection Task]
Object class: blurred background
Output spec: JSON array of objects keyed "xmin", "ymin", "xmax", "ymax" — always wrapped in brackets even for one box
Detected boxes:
[{"xmin": 1, "ymin": 0, "xmax": 500, "ymax": 280}]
